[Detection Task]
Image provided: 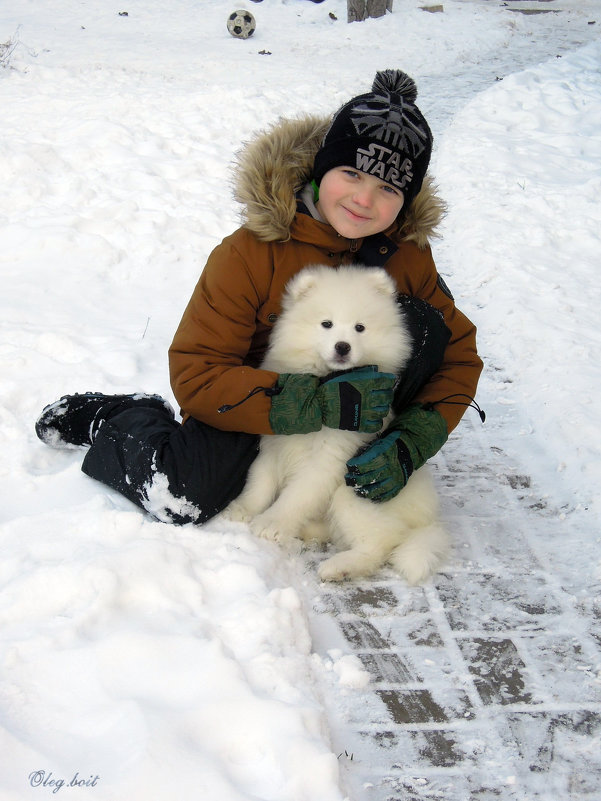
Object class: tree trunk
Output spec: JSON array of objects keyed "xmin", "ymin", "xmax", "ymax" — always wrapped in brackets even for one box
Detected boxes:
[
  {"xmin": 367, "ymin": 0, "xmax": 387, "ymax": 18},
  {"xmin": 347, "ymin": 0, "xmax": 392, "ymax": 22},
  {"xmin": 347, "ymin": 0, "xmax": 367, "ymax": 22}
]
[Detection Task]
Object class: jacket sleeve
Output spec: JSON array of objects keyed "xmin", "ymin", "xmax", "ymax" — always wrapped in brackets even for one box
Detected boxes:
[
  {"xmin": 168, "ymin": 231, "xmax": 279, "ymax": 434},
  {"xmin": 390, "ymin": 243, "xmax": 483, "ymax": 433}
]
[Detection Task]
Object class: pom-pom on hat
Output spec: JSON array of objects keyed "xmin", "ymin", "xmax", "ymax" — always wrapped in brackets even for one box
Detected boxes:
[{"xmin": 313, "ymin": 70, "xmax": 433, "ymax": 206}]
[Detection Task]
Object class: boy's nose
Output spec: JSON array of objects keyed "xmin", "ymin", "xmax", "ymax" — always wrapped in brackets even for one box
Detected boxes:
[{"xmin": 352, "ymin": 187, "xmax": 374, "ymax": 207}]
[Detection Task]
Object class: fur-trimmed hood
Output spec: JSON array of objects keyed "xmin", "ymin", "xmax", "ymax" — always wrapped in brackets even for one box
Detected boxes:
[{"xmin": 232, "ymin": 115, "xmax": 446, "ymax": 249}]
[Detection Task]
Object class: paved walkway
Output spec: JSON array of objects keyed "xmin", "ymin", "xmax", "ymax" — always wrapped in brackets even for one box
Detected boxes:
[{"xmin": 301, "ymin": 411, "xmax": 601, "ymax": 800}]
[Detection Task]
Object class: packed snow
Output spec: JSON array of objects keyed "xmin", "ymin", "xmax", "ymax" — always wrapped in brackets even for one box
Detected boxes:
[{"xmin": 1, "ymin": 0, "xmax": 600, "ymax": 799}]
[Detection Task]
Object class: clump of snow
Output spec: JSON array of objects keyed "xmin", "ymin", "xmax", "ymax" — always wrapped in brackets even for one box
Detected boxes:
[{"xmin": 322, "ymin": 650, "xmax": 372, "ymax": 690}]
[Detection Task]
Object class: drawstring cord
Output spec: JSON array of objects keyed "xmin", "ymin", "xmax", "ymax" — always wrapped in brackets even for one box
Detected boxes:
[
  {"xmin": 423, "ymin": 394, "xmax": 486, "ymax": 423},
  {"xmin": 218, "ymin": 385, "xmax": 281, "ymax": 414}
]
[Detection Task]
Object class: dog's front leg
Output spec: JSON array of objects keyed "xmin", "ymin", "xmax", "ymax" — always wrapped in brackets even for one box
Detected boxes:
[
  {"xmin": 250, "ymin": 474, "xmax": 334, "ymax": 544},
  {"xmin": 223, "ymin": 455, "xmax": 279, "ymax": 522}
]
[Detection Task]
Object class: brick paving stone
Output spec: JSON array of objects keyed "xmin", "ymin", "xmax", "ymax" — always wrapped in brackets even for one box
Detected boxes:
[
  {"xmin": 456, "ymin": 637, "xmax": 534, "ymax": 705},
  {"xmin": 341, "ymin": 619, "xmax": 394, "ymax": 650},
  {"xmin": 376, "ymin": 689, "xmax": 450, "ymax": 724},
  {"xmin": 358, "ymin": 652, "xmax": 418, "ymax": 684}
]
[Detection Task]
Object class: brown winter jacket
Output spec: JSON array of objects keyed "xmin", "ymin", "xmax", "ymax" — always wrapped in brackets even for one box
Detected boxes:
[{"xmin": 169, "ymin": 115, "xmax": 483, "ymax": 435}]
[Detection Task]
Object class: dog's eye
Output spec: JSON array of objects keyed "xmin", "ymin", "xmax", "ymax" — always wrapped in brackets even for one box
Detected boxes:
[
  {"xmin": 355, "ymin": 324, "xmax": 365, "ymax": 333},
  {"xmin": 321, "ymin": 320, "xmax": 333, "ymax": 329}
]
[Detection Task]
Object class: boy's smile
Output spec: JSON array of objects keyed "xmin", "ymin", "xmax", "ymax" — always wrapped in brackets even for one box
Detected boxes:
[{"xmin": 315, "ymin": 167, "xmax": 404, "ymax": 240}]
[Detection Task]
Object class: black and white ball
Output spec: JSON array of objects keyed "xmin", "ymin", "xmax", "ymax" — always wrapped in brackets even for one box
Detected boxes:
[{"xmin": 227, "ymin": 10, "xmax": 256, "ymax": 39}]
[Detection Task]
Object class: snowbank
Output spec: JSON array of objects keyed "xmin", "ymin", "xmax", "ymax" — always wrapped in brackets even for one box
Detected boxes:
[{"xmin": 435, "ymin": 39, "xmax": 601, "ymax": 515}]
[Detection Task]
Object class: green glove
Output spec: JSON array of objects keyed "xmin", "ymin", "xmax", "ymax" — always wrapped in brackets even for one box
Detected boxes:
[
  {"xmin": 345, "ymin": 404, "xmax": 448, "ymax": 502},
  {"xmin": 269, "ymin": 366, "xmax": 396, "ymax": 435}
]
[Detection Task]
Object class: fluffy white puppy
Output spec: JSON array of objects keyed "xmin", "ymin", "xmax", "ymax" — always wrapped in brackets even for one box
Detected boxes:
[{"xmin": 225, "ymin": 265, "xmax": 448, "ymax": 584}]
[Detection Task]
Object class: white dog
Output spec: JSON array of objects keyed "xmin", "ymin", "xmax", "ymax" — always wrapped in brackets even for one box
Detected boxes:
[{"xmin": 225, "ymin": 265, "xmax": 448, "ymax": 584}]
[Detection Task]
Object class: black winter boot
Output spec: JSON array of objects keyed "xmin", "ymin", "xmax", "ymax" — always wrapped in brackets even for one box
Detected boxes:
[{"xmin": 35, "ymin": 392, "xmax": 174, "ymax": 449}]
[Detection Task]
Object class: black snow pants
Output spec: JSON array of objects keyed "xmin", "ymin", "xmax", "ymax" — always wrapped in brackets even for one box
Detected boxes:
[{"xmin": 81, "ymin": 296, "xmax": 450, "ymax": 525}]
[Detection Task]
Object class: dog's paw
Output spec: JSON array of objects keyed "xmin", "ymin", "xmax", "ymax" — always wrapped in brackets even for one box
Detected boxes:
[
  {"xmin": 252, "ymin": 522, "xmax": 280, "ymax": 542},
  {"xmin": 250, "ymin": 517, "xmax": 293, "ymax": 544},
  {"xmin": 318, "ymin": 551, "xmax": 373, "ymax": 582},
  {"xmin": 397, "ymin": 560, "xmax": 434, "ymax": 586},
  {"xmin": 389, "ymin": 526, "xmax": 449, "ymax": 585},
  {"xmin": 222, "ymin": 501, "xmax": 253, "ymax": 523},
  {"xmin": 392, "ymin": 546, "xmax": 443, "ymax": 585}
]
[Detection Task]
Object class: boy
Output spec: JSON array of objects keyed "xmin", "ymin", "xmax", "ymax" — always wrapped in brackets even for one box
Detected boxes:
[{"xmin": 36, "ymin": 70, "xmax": 483, "ymax": 524}]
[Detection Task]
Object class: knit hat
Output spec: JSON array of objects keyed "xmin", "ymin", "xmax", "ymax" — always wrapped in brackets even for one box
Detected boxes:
[{"xmin": 313, "ymin": 70, "xmax": 433, "ymax": 206}]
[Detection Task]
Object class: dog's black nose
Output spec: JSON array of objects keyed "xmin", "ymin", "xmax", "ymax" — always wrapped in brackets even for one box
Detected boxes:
[{"xmin": 335, "ymin": 341, "xmax": 351, "ymax": 356}]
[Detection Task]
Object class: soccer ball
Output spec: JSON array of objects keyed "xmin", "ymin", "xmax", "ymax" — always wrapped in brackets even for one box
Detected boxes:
[{"xmin": 227, "ymin": 10, "xmax": 256, "ymax": 39}]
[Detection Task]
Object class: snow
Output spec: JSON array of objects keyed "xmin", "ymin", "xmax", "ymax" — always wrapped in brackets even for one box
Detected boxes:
[
  {"xmin": 434, "ymin": 43, "xmax": 601, "ymax": 514},
  {"xmin": 1, "ymin": 1, "xmax": 600, "ymax": 799}
]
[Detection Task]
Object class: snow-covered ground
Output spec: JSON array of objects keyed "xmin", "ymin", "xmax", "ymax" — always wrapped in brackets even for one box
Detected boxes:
[{"xmin": 1, "ymin": 1, "xmax": 600, "ymax": 799}]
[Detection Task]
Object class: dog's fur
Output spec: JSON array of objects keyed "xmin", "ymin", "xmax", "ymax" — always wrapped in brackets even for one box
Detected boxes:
[{"xmin": 225, "ymin": 265, "xmax": 448, "ymax": 583}]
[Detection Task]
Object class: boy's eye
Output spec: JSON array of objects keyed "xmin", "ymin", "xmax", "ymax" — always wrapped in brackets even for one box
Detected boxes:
[
  {"xmin": 382, "ymin": 184, "xmax": 400, "ymax": 196},
  {"xmin": 355, "ymin": 324, "xmax": 365, "ymax": 333},
  {"xmin": 321, "ymin": 320, "xmax": 333, "ymax": 329},
  {"xmin": 342, "ymin": 169, "xmax": 360, "ymax": 179}
]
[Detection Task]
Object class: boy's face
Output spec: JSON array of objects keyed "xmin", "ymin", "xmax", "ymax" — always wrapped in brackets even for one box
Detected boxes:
[{"xmin": 316, "ymin": 166, "xmax": 404, "ymax": 239}]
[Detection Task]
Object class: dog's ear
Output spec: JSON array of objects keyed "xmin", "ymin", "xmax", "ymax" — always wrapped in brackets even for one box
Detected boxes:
[
  {"xmin": 285, "ymin": 267, "xmax": 320, "ymax": 302},
  {"xmin": 367, "ymin": 268, "xmax": 397, "ymax": 299}
]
